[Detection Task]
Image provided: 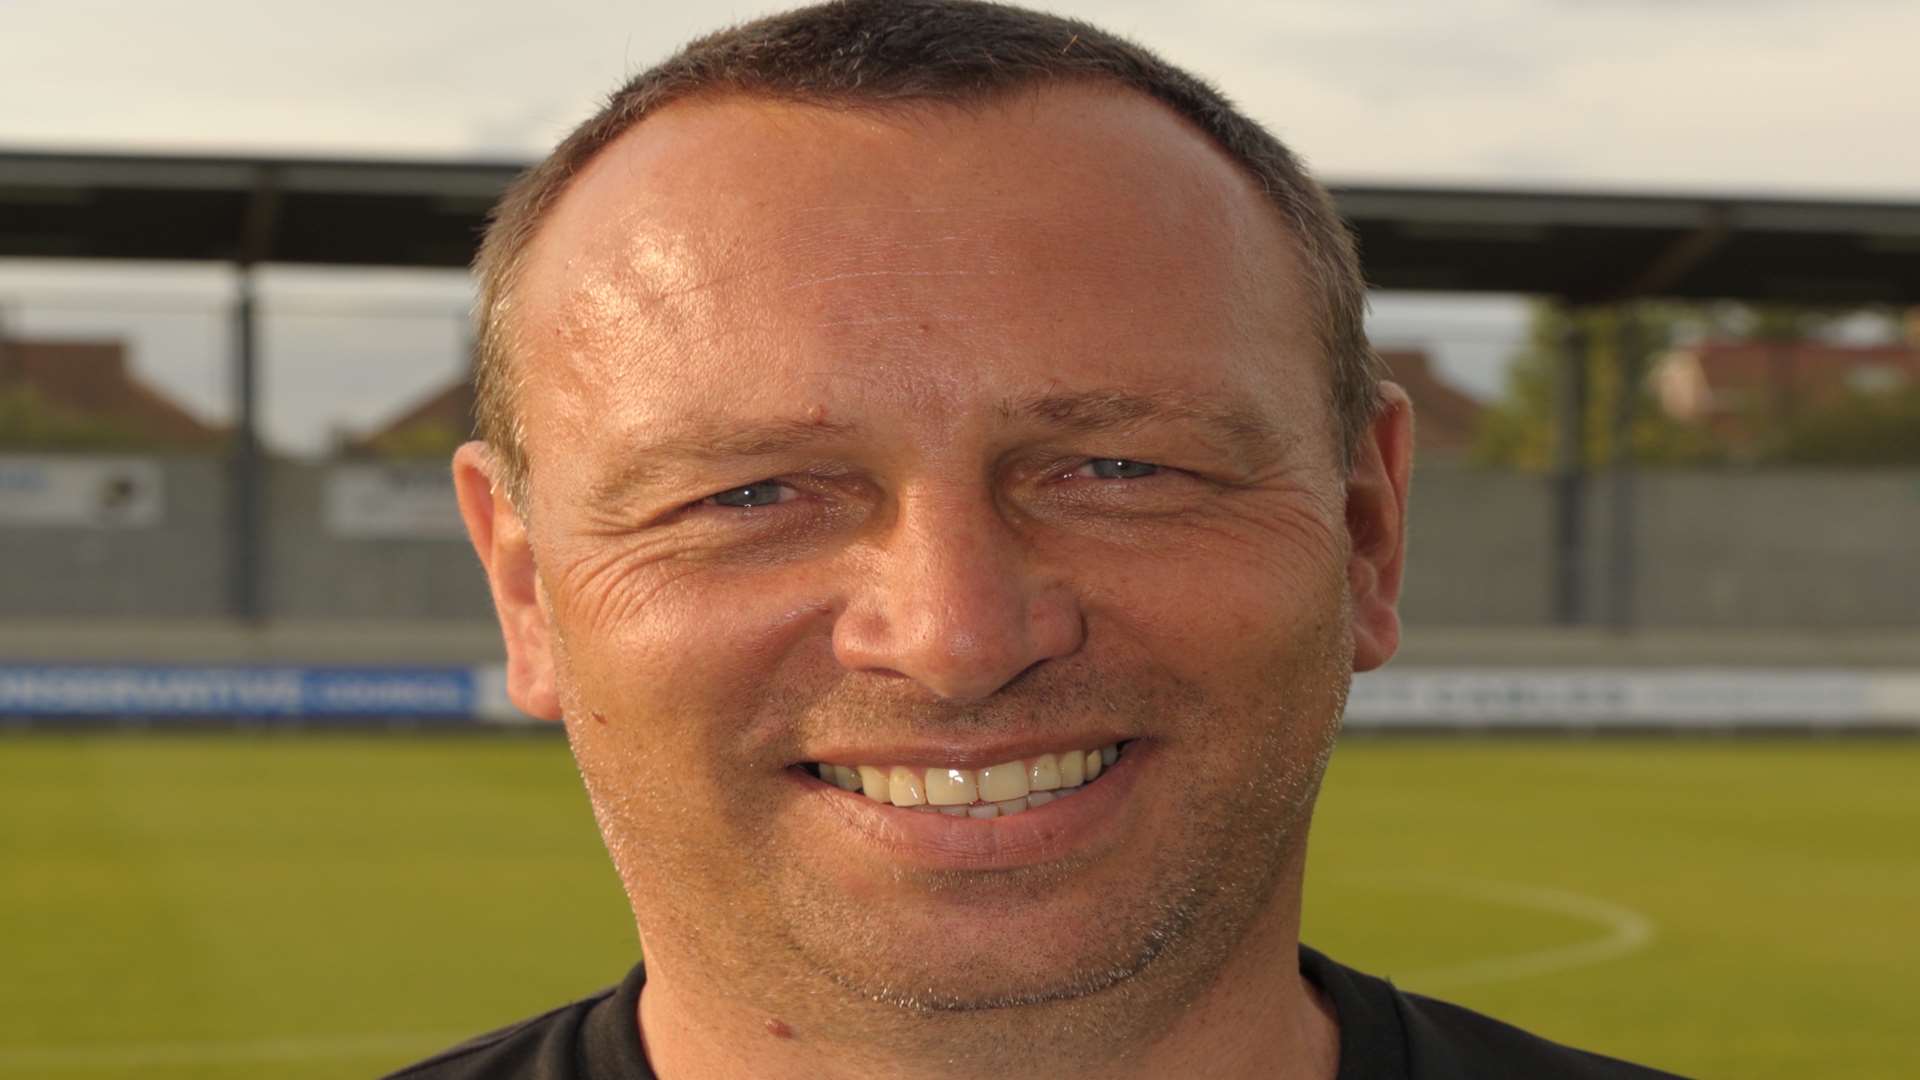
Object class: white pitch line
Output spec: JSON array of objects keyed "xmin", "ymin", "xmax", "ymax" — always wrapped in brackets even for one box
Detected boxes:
[
  {"xmin": 0, "ymin": 1031, "xmax": 464, "ymax": 1071},
  {"xmin": 1350, "ymin": 874, "xmax": 1658, "ymax": 991}
]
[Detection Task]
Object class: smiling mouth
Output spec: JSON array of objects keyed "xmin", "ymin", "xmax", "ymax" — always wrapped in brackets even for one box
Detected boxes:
[{"xmin": 804, "ymin": 742, "xmax": 1130, "ymax": 819}]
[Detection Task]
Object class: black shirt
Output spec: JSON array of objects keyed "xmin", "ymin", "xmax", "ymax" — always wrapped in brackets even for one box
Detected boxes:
[{"xmin": 387, "ymin": 946, "xmax": 1687, "ymax": 1078}]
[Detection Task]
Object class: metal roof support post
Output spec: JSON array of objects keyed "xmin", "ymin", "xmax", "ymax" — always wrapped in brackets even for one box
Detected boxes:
[
  {"xmin": 227, "ymin": 167, "xmax": 278, "ymax": 623},
  {"xmin": 1552, "ymin": 305, "xmax": 1590, "ymax": 626},
  {"xmin": 227, "ymin": 267, "xmax": 262, "ymax": 622},
  {"xmin": 1605, "ymin": 309, "xmax": 1645, "ymax": 632}
]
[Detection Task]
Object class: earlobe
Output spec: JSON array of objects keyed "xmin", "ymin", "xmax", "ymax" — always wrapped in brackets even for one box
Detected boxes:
[
  {"xmin": 1345, "ymin": 383, "xmax": 1413, "ymax": 673},
  {"xmin": 452, "ymin": 442, "xmax": 563, "ymax": 721}
]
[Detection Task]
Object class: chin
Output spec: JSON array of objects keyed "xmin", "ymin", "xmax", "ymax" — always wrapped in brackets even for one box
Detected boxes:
[{"xmin": 779, "ymin": 846, "xmax": 1256, "ymax": 1018}]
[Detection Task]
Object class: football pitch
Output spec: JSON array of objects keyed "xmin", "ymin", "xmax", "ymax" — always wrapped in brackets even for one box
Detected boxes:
[{"xmin": 1, "ymin": 733, "xmax": 1913, "ymax": 1079}]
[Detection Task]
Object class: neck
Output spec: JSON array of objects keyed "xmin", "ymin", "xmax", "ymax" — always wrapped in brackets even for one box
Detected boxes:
[{"xmin": 634, "ymin": 893, "xmax": 1339, "ymax": 1080}]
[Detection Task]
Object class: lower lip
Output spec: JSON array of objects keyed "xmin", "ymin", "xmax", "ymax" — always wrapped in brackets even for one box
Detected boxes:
[{"xmin": 787, "ymin": 743, "xmax": 1147, "ymax": 872}]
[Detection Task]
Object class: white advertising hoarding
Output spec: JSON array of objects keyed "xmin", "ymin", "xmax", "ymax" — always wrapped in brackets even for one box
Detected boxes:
[
  {"xmin": 1346, "ymin": 668, "xmax": 1920, "ymax": 728},
  {"xmin": 323, "ymin": 463, "xmax": 464, "ymax": 539},
  {"xmin": 0, "ymin": 455, "xmax": 163, "ymax": 528}
]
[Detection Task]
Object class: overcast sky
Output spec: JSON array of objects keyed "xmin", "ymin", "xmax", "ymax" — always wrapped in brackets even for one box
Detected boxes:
[
  {"xmin": 9, "ymin": 0, "xmax": 1917, "ymax": 193},
  {"xmin": 4, "ymin": 0, "xmax": 1917, "ymax": 452}
]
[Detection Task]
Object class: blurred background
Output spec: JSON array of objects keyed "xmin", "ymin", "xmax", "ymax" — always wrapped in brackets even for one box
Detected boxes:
[{"xmin": 2, "ymin": 2, "xmax": 1916, "ymax": 1078}]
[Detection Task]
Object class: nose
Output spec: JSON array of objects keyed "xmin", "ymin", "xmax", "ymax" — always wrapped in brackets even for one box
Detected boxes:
[{"xmin": 831, "ymin": 489, "xmax": 1084, "ymax": 701}]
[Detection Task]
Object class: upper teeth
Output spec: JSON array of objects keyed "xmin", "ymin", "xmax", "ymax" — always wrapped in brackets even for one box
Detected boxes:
[{"xmin": 814, "ymin": 745, "xmax": 1122, "ymax": 817}]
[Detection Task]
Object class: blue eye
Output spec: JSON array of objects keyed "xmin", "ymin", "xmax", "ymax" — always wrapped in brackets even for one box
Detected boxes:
[
  {"xmin": 1081, "ymin": 458, "xmax": 1161, "ymax": 480},
  {"xmin": 705, "ymin": 482, "xmax": 793, "ymax": 508}
]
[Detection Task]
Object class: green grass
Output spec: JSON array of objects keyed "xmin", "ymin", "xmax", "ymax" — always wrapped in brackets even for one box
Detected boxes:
[
  {"xmin": 1306, "ymin": 738, "xmax": 1919, "ymax": 1078},
  {"xmin": 1, "ymin": 734, "xmax": 1914, "ymax": 1078}
]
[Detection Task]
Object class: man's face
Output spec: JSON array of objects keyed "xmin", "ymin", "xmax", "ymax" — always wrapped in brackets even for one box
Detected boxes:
[{"xmin": 465, "ymin": 85, "xmax": 1406, "ymax": 1036}]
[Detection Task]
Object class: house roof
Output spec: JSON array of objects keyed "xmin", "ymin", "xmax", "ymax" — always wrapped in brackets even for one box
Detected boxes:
[
  {"xmin": 368, "ymin": 377, "xmax": 474, "ymax": 437},
  {"xmin": 343, "ymin": 376, "xmax": 475, "ymax": 454},
  {"xmin": 0, "ymin": 339, "xmax": 225, "ymax": 444},
  {"xmin": 1379, "ymin": 349, "xmax": 1484, "ymax": 455}
]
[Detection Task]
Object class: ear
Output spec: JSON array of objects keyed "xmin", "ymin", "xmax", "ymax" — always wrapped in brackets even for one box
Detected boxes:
[
  {"xmin": 453, "ymin": 442, "xmax": 562, "ymax": 721},
  {"xmin": 1345, "ymin": 382, "xmax": 1413, "ymax": 673}
]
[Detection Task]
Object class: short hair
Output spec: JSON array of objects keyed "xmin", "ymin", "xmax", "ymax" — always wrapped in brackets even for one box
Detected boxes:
[{"xmin": 472, "ymin": 0, "xmax": 1380, "ymax": 506}]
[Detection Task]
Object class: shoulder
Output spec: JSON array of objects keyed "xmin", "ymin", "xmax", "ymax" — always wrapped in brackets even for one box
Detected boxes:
[
  {"xmin": 383, "ymin": 963, "xmax": 650, "ymax": 1080},
  {"xmin": 1396, "ymin": 989, "xmax": 1690, "ymax": 1080},
  {"xmin": 382, "ymin": 996, "xmax": 606, "ymax": 1080},
  {"xmin": 1298, "ymin": 946, "xmax": 1690, "ymax": 1080}
]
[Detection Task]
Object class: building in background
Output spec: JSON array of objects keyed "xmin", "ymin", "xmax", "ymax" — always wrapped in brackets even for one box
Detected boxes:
[
  {"xmin": 338, "ymin": 375, "xmax": 474, "ymax": 460},
  {"xmin": 0, "ymin": 338, "xmax": 225, "ymax": 450},
  {"xmin": 1378, "ymin": 348, "xmax": 1484, "ymax": 462},
  {"xmin": 1651, "ymin": 340, "xmax": 1920, "ymax": 450}
]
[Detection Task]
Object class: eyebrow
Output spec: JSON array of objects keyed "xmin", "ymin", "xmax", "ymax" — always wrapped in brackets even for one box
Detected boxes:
[
  {"xmin": 585, "ymin": 416, "xmax": 859, "ymax": 505},
  {"xmin": 998, "ymin": 389, "xmax": 1289, "ymax": 467},
  {"xmin": 586, "ymin": 389, "xmax": 1286, "ymax": 506}
]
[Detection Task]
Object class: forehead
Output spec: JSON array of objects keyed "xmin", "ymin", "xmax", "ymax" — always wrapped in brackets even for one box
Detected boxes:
[{"xmin": 509, "ymin": 84, "xmax": 1321, "ymax": 460}]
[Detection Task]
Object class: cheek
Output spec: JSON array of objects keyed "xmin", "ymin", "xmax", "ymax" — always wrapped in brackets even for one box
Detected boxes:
[
  {"xmin": 554, "ymin": 564, "xmax": 837, "ymax": 900},
  {"xmin": 1070, "ymin": 507, "xmax": 1351, "ymax": 684},
  {"xmin": 546, "ymin": 548, "xmax": 836, "ymax": 760}
]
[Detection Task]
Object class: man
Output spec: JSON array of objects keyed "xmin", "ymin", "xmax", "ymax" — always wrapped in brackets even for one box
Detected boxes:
[{"xmin": 401, "ymin": 1, "xmax": 1682, "ymax": 1077}]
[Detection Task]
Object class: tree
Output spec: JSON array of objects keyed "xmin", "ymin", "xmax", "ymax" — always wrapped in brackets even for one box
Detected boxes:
[
  {"xmin": 1763, "ymin": 386, "xmax": 1920, "ymax": 465},
  {"xmin": 1471, "ymin": 300, "xmax": 1920, "ymax": 468},
  {"xmin": 1470, "ymin": 301, "xmax": 1721, "ymax": 470}
]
